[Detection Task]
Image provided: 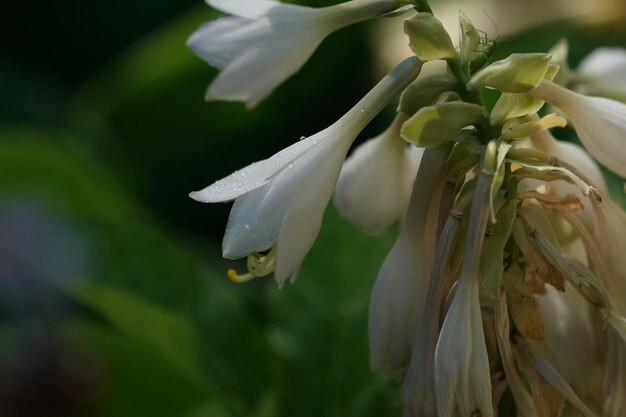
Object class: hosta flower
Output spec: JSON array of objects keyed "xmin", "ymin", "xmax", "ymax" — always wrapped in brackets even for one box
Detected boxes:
[
  {"xmin": 530, "ymin": 79, "xmax": 626, "ymax": 178},
  {"xmin": 188, "ymin": 0, "xmax": 409, "ymax": 108},
  {"xmin": 190, "ymin": 57, "xmax": 421, "ymax": 285},
  {"xmin": 368, "ymin": 148, "xmax": 444, "ymax": 372},
  {"xmin": 575, "ymin": 47, "xmax": 626, "ymax": 102},
  {"xmin": 334, "ymin": 113, "xmax": 422, "ymax": 234}
]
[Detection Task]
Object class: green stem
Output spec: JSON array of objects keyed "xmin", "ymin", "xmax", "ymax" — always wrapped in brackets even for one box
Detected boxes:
[{"xmin": 447, "ymin": 59, "xmax": 498, "ymax": 143}]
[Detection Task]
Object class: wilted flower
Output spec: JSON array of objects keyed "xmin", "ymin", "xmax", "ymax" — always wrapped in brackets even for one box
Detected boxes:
[
  {"xmin": 190, "ymin": 57, "xmax": 421, "ymax": 285},
  {"xmin": 188, "ymin": 0, "xmax": 410, "ymax": 108}
]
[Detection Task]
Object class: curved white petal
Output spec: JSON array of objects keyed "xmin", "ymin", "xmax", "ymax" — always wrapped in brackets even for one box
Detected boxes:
[
  {"xmin": 531, "ymin": 80, "xmax": 626, "ymax": 178},
  {"xmin": 190, "ymin": 126, "xmax": 334, "ymax": 203},
  {"xmin": 196, "ymin": 58, "xmax": 422, "ymax": 284},
  {"xmin": 187, "ymin": 16, "xmax": 271, "ymax": 70},
  {"xmin": 274, "ymin": 142, "xmax": 351, "ymax": 284},
  {"xmin": 576, "ymin": 47, "xmax": 626, "ymax": 101},
  {"xmin": 190, "ymin": 0, "xmax": 406, "ymax": 106},
  {"xmin": 207, "ymin": 0, "xmax": 305, "ymax": 19},
  {"xmin": 334, "ymin": 114, "xmax": 422, "ymax": 233},
  {"xmin": 368, "ymin": 214, "xmax": 428, "ymax": 371},
  {"xmin": 368, "ymin": 147, "xmax": 443, "ymax": 372},
  {"xmin": 207, "ymin": 30, "xmax": 324, "ymax": 108}
]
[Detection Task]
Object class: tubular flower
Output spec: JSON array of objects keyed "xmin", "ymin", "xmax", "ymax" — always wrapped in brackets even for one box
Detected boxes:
[
  {"xmin": 190, "ymin": 57, "xmax": 421, "ymax": 286},
  {"xmin": 188, "ymin": 0, "xmax": 410, "ymax": 108},
  {"xmin": 530, "ymin": 79, "xmax": 626, "ymax": 178},
  {"xmin": 334, "ymin": 113, "xmax": 422, "ymax": 234}
]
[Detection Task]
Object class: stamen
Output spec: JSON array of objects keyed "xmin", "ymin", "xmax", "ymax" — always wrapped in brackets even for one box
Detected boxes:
[
  {"xmin": 226, "ymin": 245, "xmax": 278, "ymax": 283},
  {"xmin": 227, "ymin": 269, "xmax": 255, "ymax": 283}
]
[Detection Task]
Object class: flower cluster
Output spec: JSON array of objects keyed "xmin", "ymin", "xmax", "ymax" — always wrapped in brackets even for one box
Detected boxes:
[{"xmin": 188, "ymin": 1, "xmax": 626, "ymax": 416}]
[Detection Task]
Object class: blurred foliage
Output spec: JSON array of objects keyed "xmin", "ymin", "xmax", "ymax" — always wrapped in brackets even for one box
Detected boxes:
[{"xmin": 1, "ymin": 0, "xmax": 626, "ymax": 416}]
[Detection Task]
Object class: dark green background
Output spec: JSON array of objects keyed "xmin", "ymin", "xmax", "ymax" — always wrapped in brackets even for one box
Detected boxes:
[{"xmin": 1, "ymin": 1, "xmax": 625, "ymax": 416}]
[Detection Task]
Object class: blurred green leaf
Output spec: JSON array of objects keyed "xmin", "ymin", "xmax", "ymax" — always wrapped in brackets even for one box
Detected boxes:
[
  {"xmin": 0, "ymin": 125, "xmax": 140, "ymax": 221},
  {"xmin": 72, "ymin": 283, "xmax": 202, "ymax": 379}
]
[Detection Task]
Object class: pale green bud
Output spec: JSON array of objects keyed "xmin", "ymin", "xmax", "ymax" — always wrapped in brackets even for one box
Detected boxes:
[
  {"xmin": 400, "ymin": 101, "xmax": 486, "ymax": 147},
  {"xmin": 459, "ymin": 11, "xmax": 480, "ymax": 64},
  {"xmin": 398, "ymin": 73, "xmax": 458, "ymax": 115},
  {"xmin": 490, "ymin": 63, "xmax": 559, "ymax": 125},
  {"xmin": 467, "ymin": 53, "xmax": 552, "ymax": 93},
  {"xmin": 403, "ymin": 13, "xmax": 456, "ymax": 61}
]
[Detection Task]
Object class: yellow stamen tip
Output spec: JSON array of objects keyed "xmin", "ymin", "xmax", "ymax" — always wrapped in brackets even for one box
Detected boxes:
[{"xmin": 227, "ymin": 269, "xmax": 255, "ymax": 283}]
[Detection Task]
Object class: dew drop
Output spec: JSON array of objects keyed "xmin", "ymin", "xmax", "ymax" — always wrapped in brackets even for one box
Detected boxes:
[{"xmin": 300, "ymin": 136, "xmax": 306, "ymax": 141}]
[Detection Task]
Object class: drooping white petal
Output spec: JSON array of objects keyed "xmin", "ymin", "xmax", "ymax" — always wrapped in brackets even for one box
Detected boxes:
[
  {"xmin": 530, "ymin": 80, "xmax": 626, "ymax": 178},
  {"xmin": 576, "ymin": 47, "xmax": 626, "ymax": 101},
  {"xmin": 207, "ymin": 0, "xmax": 299, "ymax": 19},
  {"xmin": 334, "ymin": 113, "xmax": 422, "ymax": 234},
  {"xmin": 368, "ymin": 147, "xmax": 444, "ymax": 371},
  {"xmin": 187, "ymin": 16, "xmax": 271, "ymax": 70},
  {"xmin": 189, "ymin": 0, "xmax": 407, "ymax": 107},
  {"xmin": 207, "ymin": 29, "xmax": 323, "ymax": 108},
  {"xmin": 275, "ymin": 142, "xmax": 351, "ymax": 283},
  {"xmin": 190, "ymin": 125, "xmax": 334, "ymax": 203},
  {"xmin": 193, "ymin": 57, "xmax": 422, "ymax": 284}
]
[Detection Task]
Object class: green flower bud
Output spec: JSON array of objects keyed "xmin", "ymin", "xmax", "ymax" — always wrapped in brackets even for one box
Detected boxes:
[
  {"xmin": 400, "ymin": 101, "xmax": 486, "ymax": 147},
  {"xmin": 459, "ymin": 11, "xmax": 480, "ymax": 64},
  {"xmin": 467, "ymin": 53, "xmax": 552, "ymax": 93},
  {"xmin": 403, "ymin": 13, "xmax": 456, "ymax": 61},
  {"xmin": 398, "ymin": 73, "xmax": 458, "ymax": 115}
]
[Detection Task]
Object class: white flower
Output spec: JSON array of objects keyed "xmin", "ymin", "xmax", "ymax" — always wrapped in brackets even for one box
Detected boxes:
[
  {"xmin": 530, "ymin": 79, "xmax": 626, "ymax": 178},
  {"xmin": 333, "ymin": 113, "xmax": 422, "ymax": 234},
  {"xmin": 575, "ymin": 47, "xmax": 626, "ymax": 102},
  {"xmin": 190, "ymin": 57, "xmax": 422, "ymax": 285},
  {"xmin": 187, "ymin": 0, "xmax": 408, "ymax": 108},
  {"xmin": 368, "ymin": 148, "xmax": 443, "ymax": 372}
]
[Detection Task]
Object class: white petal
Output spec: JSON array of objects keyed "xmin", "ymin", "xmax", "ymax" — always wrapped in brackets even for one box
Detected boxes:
[
  {"xmin": 190, "ymin": 126, "xmax": 334, "ymax": 203},
  {"xmin": 187, "ymin": 16, "xmax": 270, "ymax": 69},
  {"xmin": 274, "ymin": 142, "xmax": 351, "ymax": 284},
  {"xmin": 368, "ymin": 147, "xmax": 444, "ymax": 372},
  {"xmin": 221, "ymin": 183, "xmax": 286, "ymax": 259},
  {"xmin": 577, "ymin": 47, "xmax": 626, "ymax": 100},
  {"xmin": 206, "ymin": 0, "xmax": 297, "ymax": 19},
  {"xmin": 531, "ymin": 80, "xmax": 626, "ymax": 178},
  {"xmin": 207, "ymin": 30, "xmax": 323, "ymax": 108},
  {"xmin": 334, "ymin": 114, "xmax": 422, "ymax": 233},
  {"xmin": 368, "ymin": 219, "xmax": 428, "ymax": 371}
]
